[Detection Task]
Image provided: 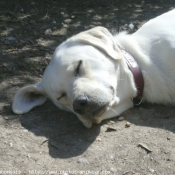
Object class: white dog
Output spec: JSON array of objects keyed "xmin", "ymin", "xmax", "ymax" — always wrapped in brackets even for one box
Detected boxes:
[{"xmin": 12, "ymin": 10, "xmax": 175, "ymax": 128}]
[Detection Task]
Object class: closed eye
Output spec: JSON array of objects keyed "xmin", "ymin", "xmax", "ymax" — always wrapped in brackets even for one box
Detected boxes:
[
  {"xmin": 74, "ymin": 60, "xmax": 82, "ymax": 76},
  {"xmin": 57, "ymin": 93, "xmax": 66, "ymax": 100}
]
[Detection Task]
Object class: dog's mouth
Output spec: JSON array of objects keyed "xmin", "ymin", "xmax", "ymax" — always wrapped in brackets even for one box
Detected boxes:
[
  {"xmin": 92, "ymin": 104, "xmax": 107, "ymax": 118},
  {"xmin": 77, "ymin": 104, "xmax": 108, "ymax": 128},
  {"xmin": 73, "ymin": 93, "xmax": 114, "ymax": 128}
]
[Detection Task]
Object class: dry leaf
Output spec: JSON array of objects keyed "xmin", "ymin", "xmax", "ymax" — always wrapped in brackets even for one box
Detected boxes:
[
  {"xmin": 106, "ymin": 126, "xmax": 117, "ymax": 132},
  {"xmin": 138, "ymin": 143, "xmax": 152, "ymax": 153}
]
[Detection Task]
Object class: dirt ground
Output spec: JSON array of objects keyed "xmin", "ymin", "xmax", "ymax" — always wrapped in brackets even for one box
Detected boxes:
[{"xmin": 1, "ymin": 0, "xmax": 175, "ymax": 174}]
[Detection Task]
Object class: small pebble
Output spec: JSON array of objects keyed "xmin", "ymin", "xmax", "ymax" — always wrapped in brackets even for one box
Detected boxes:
[
  {"xmin": 125, "ymin": 122, "xmax": 131, "ymax": 127},
  {"xmin": 62, "ymin": 23, "xmax": 68, "ymax": 28},
  {"xmin": 108, "ymin": 120, "xmax": 115, "ymax": 124},
  {"xmin": 44, "ymin": 29, "xmax": 52, "ymax": 36},
  {"xmin": 118, "ymin": 116, "xmax": 125, "ymax": 121},
  {"xmin": 110, "ymin": 155, "xmax": 115, "ymax": 160},
  {"xmin": 96, "ymin": 137, "xmax": 102, "ymax": 141},
  {"xmin": 129, "ymin": 23, "xmax": 134, "ymax": 30},
  {"xmin": 64, "ymin": 19, "xmax": 72, "ymax": 23},
  {"xmin": 23, "ymin": 129, "xmax": 29, "ymax": 132},
  {"xmin": 63, "ymin": 173, "xmax": 69, "ymax": 175},
  {"xmin": 27, "ymin": 154, "xmax": 31, "ymax": 158},
  {"xmin": 22, "ymin": 145, "xmax": 27, "ymax": 148},
  {"xmin": 77, "ymin": 158, "xmax": 89, "ymax": 165},
  {"xmin": 149, "ymin": 168, "xmax": 155, "ymax": 173},
  {"xmin": 110, "ymin": 167, "xmax": 116, "ymax": 173}
]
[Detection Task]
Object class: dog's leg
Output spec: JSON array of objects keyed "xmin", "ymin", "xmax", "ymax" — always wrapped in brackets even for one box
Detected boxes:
[{"xmin": 93, "ymin": 100, "xmax": 133, "ymax": 124}]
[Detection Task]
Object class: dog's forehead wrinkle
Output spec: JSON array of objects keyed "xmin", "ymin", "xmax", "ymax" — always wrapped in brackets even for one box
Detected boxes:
[
  {"xmin": 59, "ymin": 43, "xmax": 106, "ymax": 59},
  {"xmin": 54, "ymin": 41, "xmax": 119, "ymax": 77}
]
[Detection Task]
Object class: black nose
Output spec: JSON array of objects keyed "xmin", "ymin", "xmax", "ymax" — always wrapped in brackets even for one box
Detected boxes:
[{"xmin": 73, "ymin": 95, "xmax": 88, "ymax": 115}]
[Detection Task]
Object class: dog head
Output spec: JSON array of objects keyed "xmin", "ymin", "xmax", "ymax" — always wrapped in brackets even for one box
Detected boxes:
[{"xmin": 12, "ymin": 27, "xmax": 123, "ymax": 128}]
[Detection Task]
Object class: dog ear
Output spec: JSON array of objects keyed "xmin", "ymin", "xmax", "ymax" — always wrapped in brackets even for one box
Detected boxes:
[
  {"xmin": 74, "ymin": 26, "xmax": 122, "ymax": 60},
  {"xmin": 12, "ymin": 82, "xmax": 47, "ymax": 114}
]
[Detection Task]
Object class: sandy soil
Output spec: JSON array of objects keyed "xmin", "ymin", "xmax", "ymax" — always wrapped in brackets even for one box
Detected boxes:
[{"xmin": 0, "ymin": 0, "xmax": 175, "ymax": 174}]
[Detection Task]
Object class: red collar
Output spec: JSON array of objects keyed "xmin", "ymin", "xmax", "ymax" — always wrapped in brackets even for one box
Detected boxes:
[{"xmin": 118, "ymin": 45, "xmax": 144, "ymax": 106}]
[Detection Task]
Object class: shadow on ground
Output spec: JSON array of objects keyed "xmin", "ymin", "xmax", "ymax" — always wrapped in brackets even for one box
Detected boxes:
[
  {"xmin": 12, "ymin": 101, "xmax": 175, "ymax": 159},
  {"xmin": 18, "ymin": 101, "xmax": 101, "ymax": 158}
]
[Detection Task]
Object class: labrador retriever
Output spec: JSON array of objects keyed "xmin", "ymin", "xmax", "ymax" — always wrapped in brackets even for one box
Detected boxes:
[{"xmin": 12, "ymin": 10, "xmax": 175, "ymax": 128}]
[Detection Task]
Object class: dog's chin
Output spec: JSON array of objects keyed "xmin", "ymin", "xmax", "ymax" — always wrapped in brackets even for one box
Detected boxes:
[{"xmin": 77, "ymin": 104, "xmax": 108, "ymax": 128}]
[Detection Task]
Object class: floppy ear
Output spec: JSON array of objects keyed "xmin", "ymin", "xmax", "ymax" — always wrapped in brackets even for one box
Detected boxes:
[
  {"xmin": 73, "ymin": 26, "xmax": 122, "ymax": 60},
  {"xmin": 12, "ymin": 82, "xmax": 47, "ymax": 114}
]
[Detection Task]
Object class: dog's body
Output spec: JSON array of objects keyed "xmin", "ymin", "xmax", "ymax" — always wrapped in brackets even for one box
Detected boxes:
[{"xmin": 13, "ymin": 10, "xmax": 175, "ymax": 128}]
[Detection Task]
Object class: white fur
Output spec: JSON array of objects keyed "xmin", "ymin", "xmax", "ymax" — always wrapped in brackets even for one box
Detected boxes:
[
  {"xmin": 115, "ymin": 9, "xmax": 175, "ymax": 104},
  {"xmin": 12, "ymin": 10, "xmax": 175, "ymax": 128}
]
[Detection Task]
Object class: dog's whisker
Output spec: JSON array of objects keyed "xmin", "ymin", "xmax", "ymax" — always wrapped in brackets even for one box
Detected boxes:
[{"xmin": 109, "ymin": 107, "xmax": 119, "ymax": 115}]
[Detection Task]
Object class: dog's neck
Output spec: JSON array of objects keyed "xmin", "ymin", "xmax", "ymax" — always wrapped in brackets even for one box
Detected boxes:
[{"xmin": 118, "ymin": 45, "xmax": 144, "ymax": 106}]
